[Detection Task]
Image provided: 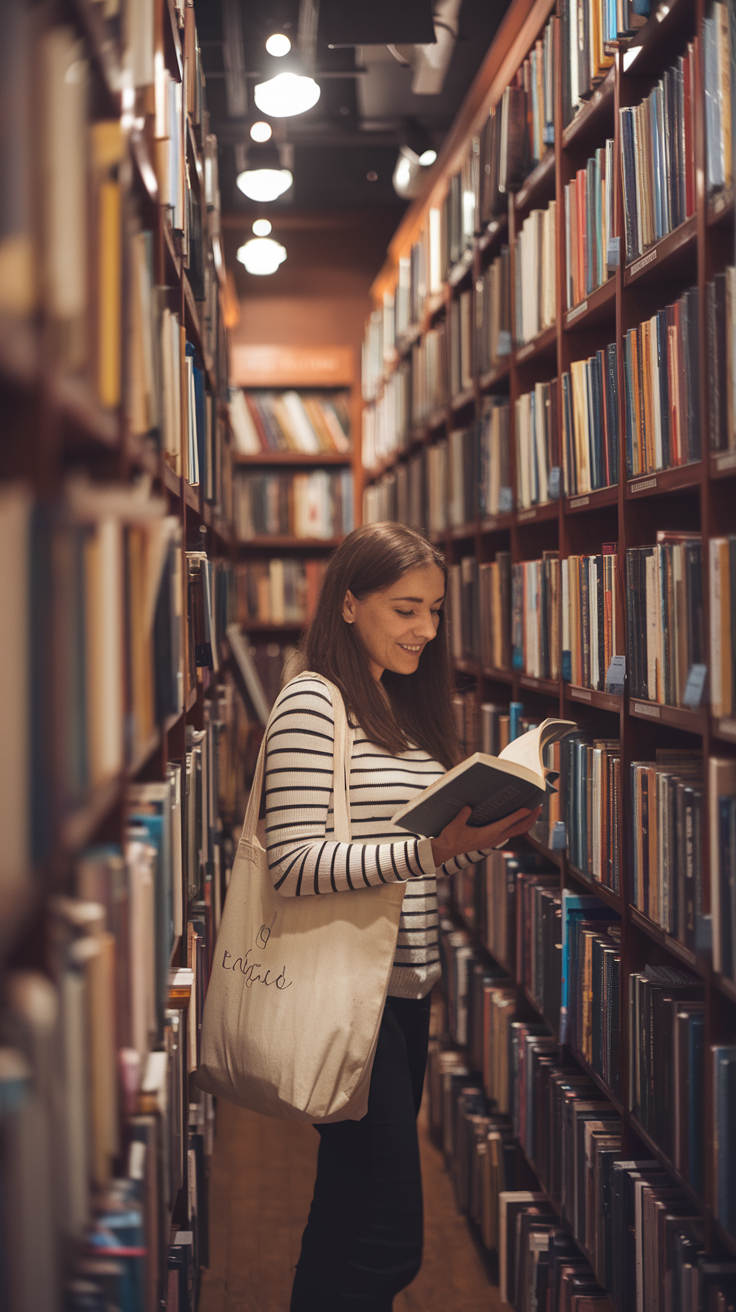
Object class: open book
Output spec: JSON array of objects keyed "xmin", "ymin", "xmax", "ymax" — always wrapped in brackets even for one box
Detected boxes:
[{"xmin": 391, "ymin": 719, "xmax": 576, "ymax": 837}]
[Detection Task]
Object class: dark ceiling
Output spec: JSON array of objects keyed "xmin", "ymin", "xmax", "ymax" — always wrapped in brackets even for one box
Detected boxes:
[{"xmin": 193, "ymin": 0, "xmax": 513, "ymax": 218}]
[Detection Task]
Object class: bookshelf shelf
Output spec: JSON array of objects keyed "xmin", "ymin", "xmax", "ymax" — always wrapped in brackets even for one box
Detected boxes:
[
  {"xmin": 243, "ymin": 620, "xmax": 305, "ymax": 632},
  {"xmin": 622, "ymin": 0, "xmax": 697, "ymax": 76},
  {"xmin": 0, "ymin": 313, "xmax": 38, "ymax": 388},
  {"xmin": 164, "ymin": 0, "xmax": 184, "ymax": 79},
  {"xmin": 516, "ymin": 500, "xmax": 559, "ymax": 524},
  {"xmin": 454, "ymin": 658, "xmax": 480, "ymax": 677},
  {"xmin": 525, "ymin": 833, "xmax": 563, "ymax": 868},
  {"xmin": 478, "ymin": 213, "xmax": 508, "ymax": 253},
  {"xmin": 710, "ymin": 451, "xmax": 736, "ymax": 481},
  {"xmin": 628, "ymin": 907, "xmax": 702, "ymax": 973},
  {"xmin": 127, "ymin": 727, "xmax": 162, "ymax": 780},
  {"xmin": 130, "ymin": 128, "xmax": 159, "ymax": 205},
  {"xmin": 54, "ymin": 375, "xmax": 121, "ymax": 450},
  {"xmin": 566, "ymin": 686, "xmax": 622, "ymax": 713},
  {"xmin": 163, "ymin": 214, "xmax": 181, "ymax": 281},
  {"xmin": 451, "ymin": 387, "xmax": 476, "ymax": 414},
  {"xmin": 628, "ymin": 699, "xmax": 707, "ymax": 735},
  {"xmin": 565, "ymin": 862, "xmax": 621, "ymax": 913},
  {"xmin": 234, "ymin": 451, "xmax": 353, "ymax": 466},
  {"xmin": 712, "ymin": 717, "xmax": 736, "ymax": 745},
  {"xmin": 70, "ymin": 0, "xmax": 122, "ymax": 104},
  {"xmin": 623, "ymin": 215, "xmax": 698, "ymax": 287},
  {"xmin": 162, "ymin": 461, "xmax": 181, "ymax": 497},
  {"xmin": 568, "ymin": 1045, "xmax": 623, "ymax": 1115},
  {"xmin": 708, "ymin": 190, "xmax": 734, "ymax": 228},
  {"xmin": 563, "ymin": 484, "xmax": 617, "ymax": 514},
  {"xmin": 450, "ymin": 522, "xmax": 477, "ymax": 540},
  {"xmin": 514, "ymin": 149, "xmax": 555, "ymax": 213},
  {"xmin": 481, "ymin": 665, "xmax": 514, "ymax": 684},
  {"xmin": 479, "ymin": 512, "xmax": 515, "ymax": 534},
  {"xmin": 184, "ymin": 481, "xmax": 199, "ymax": 512},
  {"xmin": 238, "ymin": 535, "xmax": 345, "ymax": 549},
  {"xmin": 521, "ymin": 983, "xmax": 550, "ymax": 1027},
  {"xmin": 563, "ymin": 277, "xmax": 616, "ymax": 332},
  {"xmin": 514, "ymin": 324, "xmax": 557, "ymax": 366},
  {"xmin": 479, "ymin": 360, "xmax": 511, "ymax": 392},
  {"xmin": 518, "ymin": 674, "xmax": 559, "ymax": 696},
  {"xmin": 562, "ymin": 66, "xmax": 615, "ymax": 151},
  {"xmin": 61, "ymin": 776, "xmax": 123, "ymax": 853},
  {"xmin": 625, "ymin": 461, "xmax": 702, "ymax": 498},
  {"xmin": 627, "ymin": 1114, "xmax": 709, "ymax": 1220},
  {"xmin": 448, "ymin": 249, "xmax": 475, "ymax": 288},
  {"xmin": 712, "ymin": 971, "xmax": 736, "ymax": 1007}
]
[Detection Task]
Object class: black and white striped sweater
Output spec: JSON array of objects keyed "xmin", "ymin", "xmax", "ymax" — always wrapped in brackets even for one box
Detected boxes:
[{"xmin": 265, "ymin": 676, "xmax": 490, "ymax": 999}]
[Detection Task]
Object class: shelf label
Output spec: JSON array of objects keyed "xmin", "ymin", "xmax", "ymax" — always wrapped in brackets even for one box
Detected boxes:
[
  {"xmin": 682, "ymin": 663, "xmax": 707, "ymax": 709},
  {"xmin": 567, "ymin": 300, "xmax": 588, "ymax": 324},
  {"xmin": 569, "ymin": 495, "xmax": 590, "ymax": 509},
  {"xmin": 551, "ymin": 820, "xmax": 567, "ymax": 850},
  {"xmin": 497, "ymin": 330, "xmax": 512, "ymax": 356},
  {"xmin": 548, "ymin": 466, "xmax": 561, "ymax": 499},
  {"xmin": 718, "ymin": 717, "xmax": 736, "ymax": 738},
  {"xmin": 499, "ymin": 485, "xmax": 514, "ymax": 513},
  {"xmin": 518, "ymin": 508, "xmax": 537, "ymax": 521},
  {"xmin": 630, "ymin": 247, "xmax": 658, "ymax": 278},
  {"xmin": 630, "ymin": 476, "xmax": 657, "ymax": 494},
  {"xmin": 605, "ymin": 655, "xmax": 626, "ymax": 695},
  {"xmin": 607, "ymin": 237, "xmax": 621, "ymax": 270},
  {"xmin": 716, "ymin": 451, "xmax": 736, "ymax": 472},
  {"xmin": 573, "ymin": 687, "xmax": 593, "ymax": 701},
  {"xmin": 632, "ymin": 700, "xmax": 660, "ymax": 718},
  {"xmin": 517, "ymin": 342, "xmax": 534, "ymax": 361},
  {"xmin": 521, "ymin": 676, "xmax": 539, "ymax": 689}
]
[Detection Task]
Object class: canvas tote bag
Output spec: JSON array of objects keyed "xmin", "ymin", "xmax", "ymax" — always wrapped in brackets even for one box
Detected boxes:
[{"xmin": 196, "ymin": 673, "xmax": 407, "ymax": 1122}]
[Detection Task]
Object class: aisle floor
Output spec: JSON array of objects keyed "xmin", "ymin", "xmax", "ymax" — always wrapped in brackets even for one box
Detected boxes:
[{"xmin": 198, "ymin": 1096, "xmax": 501, "ymax": 1312}]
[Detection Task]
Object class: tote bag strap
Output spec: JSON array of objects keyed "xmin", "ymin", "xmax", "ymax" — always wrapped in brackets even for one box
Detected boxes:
[{"xmin": 241, "ymin": 672, "xmax": 353, "ymax": 844}]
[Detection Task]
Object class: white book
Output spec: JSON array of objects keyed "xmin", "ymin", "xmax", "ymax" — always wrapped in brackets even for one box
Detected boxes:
[
  {"xmin": 0, "ymin": 485, "xmax": 31, "ymax": 903},
  {"xmin": 229, "ymin": 389, "xmax": 261, "ymax": 454},
  {"xmin": 281, "ymin": 391, "xmax": 321, "ymax": 454}
]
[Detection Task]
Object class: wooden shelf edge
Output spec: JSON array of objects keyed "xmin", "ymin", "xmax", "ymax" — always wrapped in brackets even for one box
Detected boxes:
[
  {"xmin": 628, "ymin": 906, "xmax": 703, "ymax": 974},
  {"xmin": 623, "ymin": 215, "xmax": 697, "ymax": 286},
  {"xmin": 564, "ymin": 484, "xmax": 618, "ymax": 513},
  {"xmin": 565, "ymin": 862, "xmax": 622, "ymax": 912},
  {"xmin": 625, "ymin": 461, "xmax": 702, "ymax": 498},
  {"xmin": 237, "ymin": 535, "xmax": 345, "ymax": 549},
  {"xmin": 628, "ymin": 698, "xmax": 706, "ymax": 734},
  {"xmin": 234, "ymin": 451, "xmax": 352, "ymax": 466},
  {"xmin": 562, "ymin": 67, "xmax": 615, "ymax": 149},
  {"xmin": 567, "ymin": 1044, "xmax": 624, "ymax": 1114},
  {"xmin": 514, "ymin": 325, "xmax": 557, "ymax": 366},
  {"xmin": 563, "ymin": 277, "xmax": 616, "ymax": 331},
  {"xmin": 515, "ymin": 149, "xmax": 556, "ymax": 212},
  {"xmin": 566, "ymin": 685, "xmax": 622, "ymax": 712},
  {"xmin": 518, "ymin": 673, "xmax": 560, "ymax": 696}
]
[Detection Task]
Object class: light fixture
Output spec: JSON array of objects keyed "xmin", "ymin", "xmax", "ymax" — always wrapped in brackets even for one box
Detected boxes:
[
  {"xmin": 265, "ymin": 32, "xmax": 291, "ymax": 56},
  {"xmin": 419, "ymin": 148, "xmax": 437, "ymax": 166},
  {"xmin": 250, "ymin": 121, "xmax": 272, "ymax": 142},
  {"xmin": 237, "ymin": 237, "xmax": 287, "ymax": 276},
  {"xmin": 252, "ymin": 218, "xmax": 272, "ymax": 236},
  {"xmin": 236, "ymin": 142, "xmax": 293, "ymax": 202},
  {"xmin": 254, "ymin": 71, "xmax": 320, "ymax": 118}
]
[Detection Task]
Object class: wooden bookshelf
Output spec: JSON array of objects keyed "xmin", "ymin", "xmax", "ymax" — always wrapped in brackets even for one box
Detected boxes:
[
  {"xmin": 361, "ymin": 0, "xmax": 736, "ymax": 1271},
  {"xmin": 0, "ymin": 0, "xmax": 238, "ymax": 1304}
]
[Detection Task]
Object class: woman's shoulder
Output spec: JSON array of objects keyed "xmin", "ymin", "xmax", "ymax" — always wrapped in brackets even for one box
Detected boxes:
[{"xmin": 269, "ymin": 673, "xmax": 336, "ymax": 727}]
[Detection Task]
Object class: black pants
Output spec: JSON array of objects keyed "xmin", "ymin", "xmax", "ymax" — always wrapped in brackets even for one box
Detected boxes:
[{"xmin": 290, "ymin": 993, "xmax": 432, "ymax": 1312}]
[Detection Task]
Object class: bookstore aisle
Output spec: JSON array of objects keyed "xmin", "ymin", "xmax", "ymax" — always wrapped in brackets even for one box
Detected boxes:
[{"xmin": 198, "ymin": 1090, "xmax": 500, "ymax": 1312}]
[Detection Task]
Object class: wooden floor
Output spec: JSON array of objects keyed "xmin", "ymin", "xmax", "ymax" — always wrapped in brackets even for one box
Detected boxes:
[{"xmin": 199, "ymin": 1096, "xmax": 502, "ymax": 1312}]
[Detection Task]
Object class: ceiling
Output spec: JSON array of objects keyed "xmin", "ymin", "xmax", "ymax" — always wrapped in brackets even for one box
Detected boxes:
[{"xmin": 193, "ymin": 0, "xmax": 513, "ymax": 219}]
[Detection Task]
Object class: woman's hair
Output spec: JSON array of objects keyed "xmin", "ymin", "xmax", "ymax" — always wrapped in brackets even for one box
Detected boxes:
[{"xmin": 303, "ymin": 522, "xmax": 460, "ymax": 768}]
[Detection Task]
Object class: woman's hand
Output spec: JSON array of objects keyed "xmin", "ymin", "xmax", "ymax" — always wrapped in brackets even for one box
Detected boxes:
[{"xmin": 430, "ymin": 803, "xmax": 542, "ymax": 870}]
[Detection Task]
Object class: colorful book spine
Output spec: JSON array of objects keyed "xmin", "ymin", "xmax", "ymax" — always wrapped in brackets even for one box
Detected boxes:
[{"xmin": 623, "ymin": 289, "xmax": 701, "ymax": 475}]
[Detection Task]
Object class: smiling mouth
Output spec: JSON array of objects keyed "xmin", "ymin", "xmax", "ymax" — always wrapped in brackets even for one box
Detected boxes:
[{"xmin": 398, "ymin": 643, "xmax": 424, "ymax": 652}]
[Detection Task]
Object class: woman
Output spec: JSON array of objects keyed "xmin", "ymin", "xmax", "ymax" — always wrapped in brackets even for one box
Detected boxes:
[{"xmin": 266, "ymin": 523, "xmax": 539, "ymax": 1312}]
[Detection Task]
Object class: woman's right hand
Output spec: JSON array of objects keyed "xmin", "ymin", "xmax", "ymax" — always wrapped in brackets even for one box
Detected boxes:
[{"xmin": 430, "ymin": 803, "xmax": 542, "ymax": 870}]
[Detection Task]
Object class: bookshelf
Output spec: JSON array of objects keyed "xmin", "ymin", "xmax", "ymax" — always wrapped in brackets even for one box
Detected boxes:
[
  {"xmin": 0, "ymin": 0, "xmax": 245, "ymax": 1307},
  {"xmin": 362, "ymin": 0, "xmax": 736, "ymax": 1293},
  {"xmin": 229, "ymin": 343, "xmax": 362, "ymax": 660}
]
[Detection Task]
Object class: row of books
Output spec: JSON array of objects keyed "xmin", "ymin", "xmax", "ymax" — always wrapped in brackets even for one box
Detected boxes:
[
  {"xmin": 411, "ymin": 322, "xmax": 451, "ymax": 424},
  {"xmin": 707, "ymin": 268, "xmax": 736, "ymax": 454},
  {"xmin": 564, "ymin": 142, "xmax": 614, "ymax": 310},
  {"xmin": 234, "ymin": 558, "xmax": 328, "ymax": 629},
  {"xmin": 229, "ymin": 389, "xmax": 351, "ymax": 457},
  {"xmin": 233, "ymin": 468, "xmax": 354, "ymax": 541},
  {"xmin": 0, "ymin": 675, "xmax": 248, "ymax": 1310},
  {"xmin": 562, "ymin": 344, "xmax": 620, "ymax": 495},
  {"xmin": 630, "ymin": 749, "xmax": 703, "ymax": 942},
  {"xmin": 437, "ymin": 925, "xmax": 736, "ymax": 1297},
  {"xmin": 620, "ymin": 47, "xmax": 696, "ymax": 264},
  {"xmin": 623, "ymin": 288, "xmax": 701, "ymax": 476},
  {"xmin": 704, "ymin": 2, "xmax": 734, "ymax": 200},
  {"xmin": 514, "ymin": 202, "xmax": 557, "ymax": 346},
  {"xmin": 516, "ymin": 381, "xmax": 560, "ymax": 509},
  {"xmin": 624, "ymin": 535, "xmax": 704, "ymax": 708},
  {"xmin": 480, "ymin": 17, "xmax": 555, "ymax": 215},
  {"xmin": 440, "ymin": 143, "xmax": 480, "ymax": 275},
  {"xmin": 449, "ymin": 290, "xmax": 474, "ymax": 398},
  {"xmin": 512, "ymin": 554, "xmax": 561, "ymax": 680},
  {"xmin": 447, "ymin": 552, "xmax": 513, "ymax": 671},
  {"xmin": 563, "ymin": 736, "xmax": 622, "ymax": 894},
  {"xmin": 476, "ymin": 246, "xmax": 512, "ymax": 375},
  {"xmin": 561, "ymin": 548, "xmax": 624, "ymax": 692}
]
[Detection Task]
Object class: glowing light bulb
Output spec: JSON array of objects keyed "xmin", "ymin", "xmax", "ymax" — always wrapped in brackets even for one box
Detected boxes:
[
  {"xmin": 266, "ymin": 33, "xmax": 291, "ymax": 56},
  {"xmin": 252, "ymin": 219, "xmax": 272, "ymax": 236},
  {"xmin": 236, "ymin": 167, "xmax": 293, "ymax": 202},
  {"xmin": 254, "ymin": 72, "xmax": 320, "ymax": 118},
  {"xmin": 419, "ymin": 148, "xmax": 437, "ymax": 166},
  {"xmin": 250, "ymin": 121, "xmax": 272, "ymax": 143},
  {"xmin": 237, "ymin": 237, "xmax": 287, "ymax": 275}
]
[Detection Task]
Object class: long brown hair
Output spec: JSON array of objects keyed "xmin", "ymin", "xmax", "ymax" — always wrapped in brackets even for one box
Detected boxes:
[{"xmin": 303, "ymin": 522, "xmax": 460, "ymax": 768}]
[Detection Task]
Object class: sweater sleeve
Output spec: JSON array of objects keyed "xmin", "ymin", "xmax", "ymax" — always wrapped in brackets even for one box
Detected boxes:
[{"xmin": 265, "ymin": 678, "xmax": 436, "ymax": 896}]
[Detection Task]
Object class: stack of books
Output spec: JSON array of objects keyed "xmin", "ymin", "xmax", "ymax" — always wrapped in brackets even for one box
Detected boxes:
[
  {"xmin": 233, "ymin": 468, "xmax": 354, "ymax": 541},
  {"xmin": 623, "ymin": 289, "xmax": 701, "ymax": 475},
  {"xmin": 512, "ymin": 553, "xmax": 561, "ymax": 679},
  {"xmin": 230, "ymin": 390, "xmax": 351, "ymax": 457},
  {"xmin": 562, "ymin": 344, "xmax": 620, "ymax": 494},
  {"xmin": 625, "ymin": 534, "xmax": 704, "ymax": 706},
  {"xmin": 619, "ymin": 47, "xmax": 696, "ymax": 263},
  {"xmin": 514, "ymin": 202, "xmax": 557, "ymax": 345},
  {"xmin": 564, "ymin": 141, "xmax": 614, "ymax": 309},
  {"xmin": 515, "ymin": 382, "xmax": 560, "ymax": 508},
  {"xmin": 561, "ymin": 546, "xmax": 624, "ymax": 691}
]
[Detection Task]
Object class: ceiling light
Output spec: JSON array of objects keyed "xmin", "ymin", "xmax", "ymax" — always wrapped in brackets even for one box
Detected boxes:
[
  {"xmin": 252, "ymin": 218, "xmax": 272, "ymax": 236},
  {"xmin": 250, "ymin": 121, "xmax": 272, "ymax": 142},
  {"xmin": 237, "ymin": 237, "xmax": 287, "ymax": 276},
  {"xmin": 419, "ymin": 148, "xmax": 437, "ymax": 166},
  {"xmin": 265, "ymin": 33, "xmax": 291, "ymax": 56},
  {"xmin": 254, "ymin": 72, "xmax": 320, "ymax": 118},
  {"xmin": 236, "ymin": 167, "xmax": 293, "ymax": 201}
]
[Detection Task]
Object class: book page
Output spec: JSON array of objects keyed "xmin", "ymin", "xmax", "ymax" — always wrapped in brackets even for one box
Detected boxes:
[{"xmin": 498, "ymin": 718, "xmax": 576, "ymax": 777}]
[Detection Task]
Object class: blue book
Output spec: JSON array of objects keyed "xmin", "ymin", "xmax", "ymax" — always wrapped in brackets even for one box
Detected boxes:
[
  {"xmin": 560, "ymin": 889, "xmax": 617, "ymax": 1043},
  {"xmin": 687, "ymin": 1012, "xmax": 704, "ymax": 1194},
  {"xmin": 714, "ymin": 1046, "xmax": 736, "ymax": 1232}
]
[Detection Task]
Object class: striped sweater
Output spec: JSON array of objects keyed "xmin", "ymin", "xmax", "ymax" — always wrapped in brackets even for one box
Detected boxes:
[{"xmin": 265, "ymin": 676, "xmax": 491, "ymax": 1000}]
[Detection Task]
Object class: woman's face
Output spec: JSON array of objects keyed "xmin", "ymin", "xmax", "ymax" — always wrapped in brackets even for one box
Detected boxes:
[{"xmin": 342, "ymin": 563, "xmax": 446, "ymax": 682}]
